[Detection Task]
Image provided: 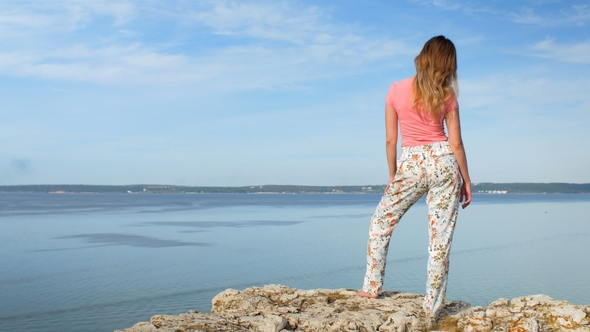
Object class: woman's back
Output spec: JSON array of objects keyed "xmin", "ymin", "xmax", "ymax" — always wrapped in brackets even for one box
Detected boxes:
[{"xmin": 385, "ymin": 77, "xmax": 457, "ymax": 147}]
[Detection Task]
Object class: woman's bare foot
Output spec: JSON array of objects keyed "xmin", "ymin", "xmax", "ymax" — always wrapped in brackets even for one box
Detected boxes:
[{"xmin": 357, "ymin": 290, "xmax": 378, "ymax": 299}]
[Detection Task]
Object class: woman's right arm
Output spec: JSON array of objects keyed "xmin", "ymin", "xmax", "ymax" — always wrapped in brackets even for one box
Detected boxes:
[
  {"xmin": 384, "ymin": 103, "xmax": 398, "ymax": 193},
  {"xmin": 445, "ymin": 109, "xmax": 472, "ymax": 208}
]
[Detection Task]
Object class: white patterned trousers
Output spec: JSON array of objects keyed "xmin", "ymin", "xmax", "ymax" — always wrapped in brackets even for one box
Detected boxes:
[{"xmin": 361, "ymin": 141, "xmax": 463, "ymax": 317}]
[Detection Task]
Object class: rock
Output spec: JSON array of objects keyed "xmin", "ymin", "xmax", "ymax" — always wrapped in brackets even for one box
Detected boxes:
[
  {"xmin": 457, "ymin": 307, "xmax": 493, "ymax": 332},
  {"xmin": 116, "ymin": 285, "xmax": 590, "ymax": 332}
]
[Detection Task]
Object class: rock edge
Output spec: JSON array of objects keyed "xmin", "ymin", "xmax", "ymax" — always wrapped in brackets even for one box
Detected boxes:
[{"xmin": 116, "ymin": 284, "xmax": 590, "ymax": 332}]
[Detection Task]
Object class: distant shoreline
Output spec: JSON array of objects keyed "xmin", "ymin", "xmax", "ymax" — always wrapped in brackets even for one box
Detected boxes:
[{"xmin": 1, "ymin": 183, "xmax": 590, "ymax": 194}]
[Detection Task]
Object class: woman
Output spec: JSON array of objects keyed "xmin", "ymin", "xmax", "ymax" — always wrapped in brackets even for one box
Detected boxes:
[{"xmin": 357, "ymin": 35, "xmax": 472, "ymax": 319}]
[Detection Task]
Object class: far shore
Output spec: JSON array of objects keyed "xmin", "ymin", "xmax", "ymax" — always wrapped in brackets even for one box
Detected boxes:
[{"xmin": 2, "ymin": 182, "xmax": 590, "ymax": 194}]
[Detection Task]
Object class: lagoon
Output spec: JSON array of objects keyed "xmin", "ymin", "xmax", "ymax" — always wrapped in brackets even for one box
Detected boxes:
[{"xmin": 0, "ymin": 193, "xmax": 588, "ymax": 332}]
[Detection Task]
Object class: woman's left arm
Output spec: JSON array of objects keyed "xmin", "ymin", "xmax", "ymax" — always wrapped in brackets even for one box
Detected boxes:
[{"xmin": 446, "ymin": 108, "xmax": 472, "ymax": 208}]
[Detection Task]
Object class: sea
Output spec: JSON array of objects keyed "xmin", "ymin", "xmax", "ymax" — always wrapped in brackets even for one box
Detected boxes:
[{"xmin": 0, "ymin": 192, "xmax": 589, "ymax": 332}]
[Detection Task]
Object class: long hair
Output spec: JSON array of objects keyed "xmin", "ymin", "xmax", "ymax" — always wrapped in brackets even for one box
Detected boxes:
[{"xmin": 412, "ymin": 35, "xmax": 458, "ymax": 121}]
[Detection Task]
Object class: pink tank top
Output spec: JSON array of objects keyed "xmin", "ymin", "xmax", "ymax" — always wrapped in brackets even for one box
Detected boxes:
[{"xmin": 385, "ymin": 77, "xmax": 458, "ymax": 147}]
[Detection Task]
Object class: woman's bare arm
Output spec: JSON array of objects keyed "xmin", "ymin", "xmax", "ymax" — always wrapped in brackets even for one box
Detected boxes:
[
  {"xmin": 384, "ymin": 103, "xmax": 398, "ymax": 192},
  {"xmin": 445, "ymin": 109, "xmax": 472, "ymax": 208}
]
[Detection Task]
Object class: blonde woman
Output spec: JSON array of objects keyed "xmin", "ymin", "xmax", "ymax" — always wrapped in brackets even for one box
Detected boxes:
[{"xmin": 357, "ymin": 36, "xmax": 472, "ymax": 319}]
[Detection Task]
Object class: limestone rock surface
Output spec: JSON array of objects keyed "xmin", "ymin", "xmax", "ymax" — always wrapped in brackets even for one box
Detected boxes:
[{"xmin": 116, "ymin": 284, "xmax": 590, "ymax": 332}]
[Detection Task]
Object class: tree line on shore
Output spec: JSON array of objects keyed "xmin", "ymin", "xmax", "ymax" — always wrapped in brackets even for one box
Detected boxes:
[{"xmin": 1, "ymin": 183, "xmax": 589, "ymax": 194}]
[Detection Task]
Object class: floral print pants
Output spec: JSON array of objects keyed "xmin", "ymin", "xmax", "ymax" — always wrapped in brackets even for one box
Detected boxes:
[{"xmin": 361, "ymin": 141, "xmax": 462, "ymax": 317}]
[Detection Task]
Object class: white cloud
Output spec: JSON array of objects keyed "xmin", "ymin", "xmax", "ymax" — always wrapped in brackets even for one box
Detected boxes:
[
  {"xmin": 0, "ymin": 0, "xmax": 415, "ymax": 87},
  {"xmin": 0, "ymin": 46, "xmax": 201, "ymax": 84},
  {"xmin": 185, "ymin": 0, "xmax": 415, "ymax": 63},
  {"xmin": 458, "ymin": 73, "xmax": 590, "ymax": 183},
  {"xmin": 411, "ymin": 0, "xmax": 497, "ymax": 16},
  {"xmin": 189, "ymin": 1, "xmax": 327, "ymax": 44},
  {"xmin": 508, "ymin": 4, "xmax": 590, "ymax": 26},
  {"xmin": 429, "ymin": 0, "xmax": 462, "ymax": 11},
  {"xmin": 0, "ymin": 10, "xmax": 57, "ymax": 37},
  {"xmin": 462, "ymin": 75, "xmax": 590, "ymax": 110},
  {"xmin": 412, "ymin": 1, "xmax": 590, "ymax": 27},
  {"xmin": 530, "ymin": 38, "xmax": 590, "ymax": 64},
  {"xmin": 508, "ymin": 7, "xmax": 543, "ymax": 25},
  {"xmin": 72, "ymin": 0, "xmax": 136, "ymax": 26},
  {"xmin": 0, "ymin": 42, "xmax": 363, "ymax": 87},
  {"xmin": 0, "ymin": 12, "xmax": 53, "ymax": 29},
  {"xmin": 0, "ymin": 0, "xmax": 136, "ymax": 37}
]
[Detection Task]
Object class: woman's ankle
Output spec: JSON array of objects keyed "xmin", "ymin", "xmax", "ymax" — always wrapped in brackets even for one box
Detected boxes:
[{"xmin": 357, "ymin": 290, "xmax": 378, "ymax": 299}]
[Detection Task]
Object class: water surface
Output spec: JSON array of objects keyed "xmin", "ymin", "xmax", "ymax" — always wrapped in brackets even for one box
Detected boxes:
[{"xmin": 0, "ymin": 193, "xmax": 588, "ymax": 332}]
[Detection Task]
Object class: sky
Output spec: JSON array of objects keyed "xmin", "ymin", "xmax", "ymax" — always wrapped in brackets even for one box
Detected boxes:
[{"xmin": 1, "ymin": 0, "xmax": 589, "ymax": 186}]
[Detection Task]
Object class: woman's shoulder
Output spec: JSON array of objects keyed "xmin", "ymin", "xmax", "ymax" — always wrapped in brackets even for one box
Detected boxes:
[
  {"xmin": 388, "ymin": 77, "xmax": 413, "ymax": 95},
  {"xmin": 399, "ymin": 76, "xmax": 414, "ymax": 84},
  {"xmin": 390, "ymin": 76, "xmax": 413, "ymax": 86},
  {"xmin": 388, "ymin": 77, "xmax": 414, "ymax": 92},
  {"xmin": 386, "ymin": 77, "xmax": 414, "ymax": 107}
]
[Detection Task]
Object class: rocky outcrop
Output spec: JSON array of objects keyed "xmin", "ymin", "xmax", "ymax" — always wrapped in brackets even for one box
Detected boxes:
[{"xmin": 117, "ymin": 284, "xmax": 590, "ymax": 332}]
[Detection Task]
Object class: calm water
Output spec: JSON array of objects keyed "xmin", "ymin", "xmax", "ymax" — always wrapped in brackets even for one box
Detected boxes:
[{"xmin": 0, "ymin": 193, "xmax": 589, "ymax": 332}]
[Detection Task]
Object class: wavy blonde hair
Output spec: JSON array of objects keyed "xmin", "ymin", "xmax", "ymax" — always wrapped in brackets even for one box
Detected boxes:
[{"xmin": 413, "ymin": 35, "xmax": 458, "ymax": 122}]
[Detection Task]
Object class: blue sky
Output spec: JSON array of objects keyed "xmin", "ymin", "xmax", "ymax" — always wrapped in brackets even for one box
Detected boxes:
[{"xmin": 1, "ymin": 0, "xmax": 589, "ymax": 186}]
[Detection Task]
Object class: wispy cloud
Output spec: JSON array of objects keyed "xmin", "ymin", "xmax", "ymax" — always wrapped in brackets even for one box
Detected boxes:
[
  {"xmin": 0, "ymin": 45, "xmax": 201, "ymax": 85},
  {"xmin": 0, "ymin": 0, "xmax": 136, "ymax": 37},
  {"xmin": 0, "ymin": 0, "xmax": 414, "ymax": 87},
  {"xmin": 463, "ymin": 75, "xmax": 590, "ymax": 110},
  {"xmin": 0, "ymin": 11, "xmax": 53, "ymax": 31},
  {"xmin": 2, "ymin": 0, "xmax": 588, "ymax": 185},
  {"xmin": 413, "ymin": 1, "xmax": 590, "ymax": 27},
  {"xmin": 425, "ymin": 0, "xmax": 462, "ymax": 11},
  {"xmin": 529, "ymin": 38, "xmax": 590, "ymax": 64},
  {"xmin": 68, "ymin": 0, "xmax": 136, "ymax": 26},
  {"xmin": 411, "ymin": 0, "xmax": 496, "ymax": 15},
  {"xmin": 508, "ymin": 4, "xmax": 590, "ymax": 26},
  {"xmin": 188, "ymin": 1, "xmax": 328, "ymax": 44}
]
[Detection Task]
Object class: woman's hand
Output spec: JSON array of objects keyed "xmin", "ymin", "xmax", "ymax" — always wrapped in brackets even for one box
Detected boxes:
[
  {"xmin": 460, "ymin": 181, "xmax": 472, "ymax": 209},
  {"xmin": 384, "ymin": 176, "xmax": 395, "ymax": 194},
  {"xmin": 446, "ymin": 109, "xmax": 471, "ymax": 209}
]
